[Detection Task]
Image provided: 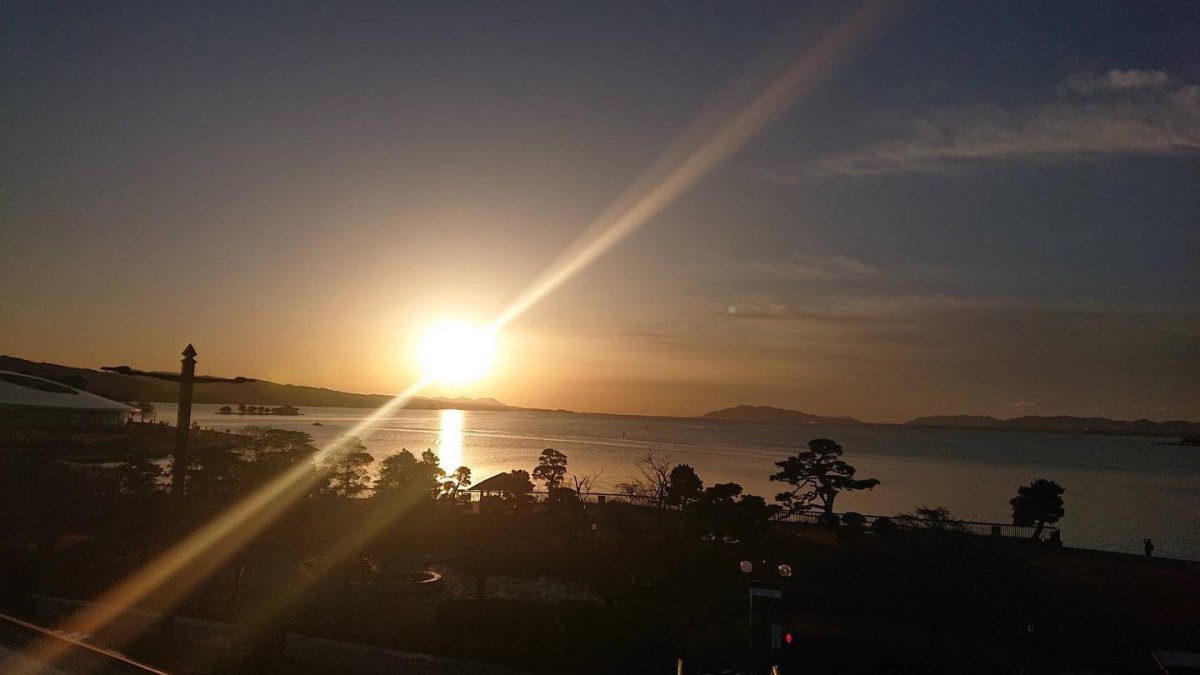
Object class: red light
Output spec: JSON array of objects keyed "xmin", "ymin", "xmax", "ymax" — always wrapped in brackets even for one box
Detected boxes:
[{"xmin": 784, "ymin": 632, "xmax": 793, "ymax": 645}]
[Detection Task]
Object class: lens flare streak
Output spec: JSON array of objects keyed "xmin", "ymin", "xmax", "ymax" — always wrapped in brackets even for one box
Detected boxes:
[{"xmin": 490, "ymin": 0, "xmax": 900, "ymax": 334}]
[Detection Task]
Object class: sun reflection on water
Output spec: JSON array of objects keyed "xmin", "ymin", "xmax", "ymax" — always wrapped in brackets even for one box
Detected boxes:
[{"xmin": 438, "ymin": 408, "xmax": 464, "ymax": 473}]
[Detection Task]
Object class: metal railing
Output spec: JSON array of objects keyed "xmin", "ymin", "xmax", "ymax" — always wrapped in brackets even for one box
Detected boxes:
[
  {"xmin": 513, "ymin": 490, "xmax": 1057, "ymax": 540},
  {"xmin": 774, "ymin": 510, "xmax": 1056, "ymax": 539}
]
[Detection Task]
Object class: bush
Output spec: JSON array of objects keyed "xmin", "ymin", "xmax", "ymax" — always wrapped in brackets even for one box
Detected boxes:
[
  {"xmin": 870, "ymin": 516, "xmax": 897, "ymax": 536},
  {"xmin": 817, "ymin": 512, "xmax": 841, "ymax": 528},
  {"xmin": 842, "ymin": 512, "xmax": 867, "ymax": 529}
]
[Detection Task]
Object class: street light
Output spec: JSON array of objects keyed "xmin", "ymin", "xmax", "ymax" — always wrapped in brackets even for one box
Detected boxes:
[
  {"xmin": 102, "ymin": 344, "xmax": 255, "ymax": 501},
  {"xmin": 741, "ymin": 559, "xmax": 792, "ymax": 656}
]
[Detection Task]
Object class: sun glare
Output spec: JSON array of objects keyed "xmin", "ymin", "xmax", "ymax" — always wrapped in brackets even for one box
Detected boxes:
[
  {"xmin": 438, "ymin": 408, "xmax": 464, "ymax": 473},
  {"xmin": 417, "ymin": 320, "xmax": 496, "ymax": 385}
]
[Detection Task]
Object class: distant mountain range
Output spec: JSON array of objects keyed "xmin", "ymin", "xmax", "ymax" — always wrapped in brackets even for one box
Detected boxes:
[
  {"xmin": 0, "ymin": 356, "xmax": 512, "ymax": 412},
  {"xmin": 699, "ymin": 405, "xmax": 1198, "ymax": 439},
  {"xmin": 700, "ymin": 405, "xmax": 862, "ymax": 425},
  {"xmin": 903, "ymin": 414, "xmax": 1200, "ymax": 439}
]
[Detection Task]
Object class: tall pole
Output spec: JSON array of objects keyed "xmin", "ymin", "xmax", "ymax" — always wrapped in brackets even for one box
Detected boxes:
[
  {"xmin": 171, "ymin": 344, "xmax": 197, "ymax": 499},
  {"xmin": 101, "ymin": 346, "xmax": 253, "ymax": 507}
]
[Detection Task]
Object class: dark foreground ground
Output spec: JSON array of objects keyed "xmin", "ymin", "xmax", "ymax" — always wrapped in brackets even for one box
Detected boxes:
[{"xmin": 3, "ymin": 505, "xmax": 1197, "ymax": 675}]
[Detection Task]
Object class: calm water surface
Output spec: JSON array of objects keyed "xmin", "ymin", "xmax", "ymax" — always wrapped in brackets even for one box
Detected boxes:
[{"xmin": 163, "ymin": 405, "xmax": 1200, "ymax": 560}]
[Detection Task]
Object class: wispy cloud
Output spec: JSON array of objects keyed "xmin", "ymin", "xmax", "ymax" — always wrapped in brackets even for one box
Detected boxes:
[
  {"xmin": 716, "ymin": 293, "xmax": 1200, "ymax": 354},
  {"xmin": 723, "ymin": 292, "xmax": 1018, "ymax": 322},
  {"xmin": 738, "ymin": 251, "xmax": 879, "ymax": 280},
  {"xmin": 1061, "ymin": 68, "xmax": 1170, "ymax": 95},
  {"xmin": 1009, "ymin": 400, "xmax": 1039, "ymax": 411},
  {"xmin": 772, "ymin": 70, "xmax": 1200, "ymax": 180}
]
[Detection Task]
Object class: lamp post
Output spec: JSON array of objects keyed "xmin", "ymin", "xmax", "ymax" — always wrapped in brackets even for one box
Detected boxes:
[
  {"xmin": 741, "ymin": 560, "xmax": 791, "ymax": 657},
  {"xmin": 102, "ymin": 344, "xmax": 255, "ymax": 501}
]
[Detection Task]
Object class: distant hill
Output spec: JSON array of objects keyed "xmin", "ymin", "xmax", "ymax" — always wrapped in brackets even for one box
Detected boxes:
[
  {"xmin": 0, "ymin": 356, "xmax": 510, "ymax": 411},
  {"xmin": 905, "ymin": 414, "xmax": 1200, "ymax": 438},
  {"xmin": 700, "ymin": 405, "xmax": 862, "ymax": 425}
]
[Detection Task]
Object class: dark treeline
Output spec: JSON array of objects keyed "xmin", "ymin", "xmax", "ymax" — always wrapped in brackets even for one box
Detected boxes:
[{"xmin": 0, "ymin": 429, "xmax": 1192, "ymax": 674}]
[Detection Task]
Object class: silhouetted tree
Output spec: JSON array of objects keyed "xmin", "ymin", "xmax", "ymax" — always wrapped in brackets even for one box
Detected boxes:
[
  {"xmin": 375, "ymin": 448, "xmax": 444, "ymax": 500},
  {"xmin": 732, "ymin": 494, "xmax": 778, "ymax": 540},
  {"xmin": 507, "ymin": 469, "xmax": 535, "ymax": 495},
  {"xmin": 1010, "ymin": 479, "xmax": 1065, "ymax": 539},
  {"xmin": 615, "ymin": 450, "xmax": 672, "ymax": 508},
  {"xmin": 440, "ymin": 466, "xmax": 472, "ymax": 500},
  {"xmin": 376, "ymin": 449, "xmax": 418, "ymax": 494},
  {"xmin": 666, "ymin": 464, "xmax": 703, "ymax": 506},
  {"xmin": 688, "ymin": 482, "xmax": 778, "ymax": 542},
  {"xmin": 569, "ymin": 469, "xmax": 603, "ymax": 498},
  {"xmin": 691, "ymin": 482, "xmax": 744, "ymax": 537},
  {"xmin": 532, "ymin": 448, "xmax": 568, "ymax": 490},
  {"xmin": 248, "ymin": 427, "xmax": 316, "ymax": 457},
  {"xmin": 419, "ymin": 449, "xmax": 446, "ymax": 498},
  {"xmin": 770, "ymin": 438, "xmax": 880, "ymax": 517},
  {"xmin": 238, "ymin": 428, "xmax": 318, "ymax": 492},
  {"xmin": 218, "ymin": 405, "xmax": 233, "ymax": 414},
  {"xmin": 321, "ymin": 437, "xmax": 373, "ymax": 498}
]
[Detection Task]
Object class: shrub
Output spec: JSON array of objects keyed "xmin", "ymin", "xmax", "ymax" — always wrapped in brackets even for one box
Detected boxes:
[
  {"xmin": 842, "ymin": 512, "xmax": 867, "ymax": 529},
  {"xmin": 870, "ymin": 516, "xmax": 897, "ymax": 536}
]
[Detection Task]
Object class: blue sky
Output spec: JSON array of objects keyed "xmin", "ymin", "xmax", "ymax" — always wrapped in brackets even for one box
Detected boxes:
[{"xmin": 2, "ymin": 1, "xmax": 1197, "ymax": 420}]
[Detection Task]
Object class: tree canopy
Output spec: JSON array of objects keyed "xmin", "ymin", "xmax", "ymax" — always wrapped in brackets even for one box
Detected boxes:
[
  {"xmin": 238, "ymin": 428, "xmax": 318, "ymax": 491},
  {"xmin": 321, "ymin": 437, "xmax": 374, "ymax": 498},
  {"xmin": 666, "ymin": 464, "xmax": 704, "ymax": 506},
  {"xmin": 1010, "ymin": 478, "xmax": 1065, "ymax": 539},
  {"xmin": 770, "ymin": 438, "xmax": 880, "ymax": 516},
  {"xmin": 532, "ymin": 448, "xmax": 568, "ymax": 490},
  {"xmin": 685, "ymin": 481, "xmax": 779, "ymax": 542},
  {"xmin": 375, "ymin": 448, "xmax": 445, "ymax": 500}
]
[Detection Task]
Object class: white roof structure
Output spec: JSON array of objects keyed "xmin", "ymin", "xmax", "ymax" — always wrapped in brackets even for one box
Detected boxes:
[{"xmin": 0, "ymin": 371, "xmax": 131, "ymax": 413}]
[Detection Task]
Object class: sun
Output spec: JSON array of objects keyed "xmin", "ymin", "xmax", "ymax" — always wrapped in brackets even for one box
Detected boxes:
[{"xmin": 416, "ymin": 320, "xmax": 496, "ymax": 385}]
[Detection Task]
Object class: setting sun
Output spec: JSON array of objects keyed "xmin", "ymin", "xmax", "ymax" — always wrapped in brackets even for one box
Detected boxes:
[{"xmin": 416, "ymin": 320, "xmax": 496, "ymax": 385}]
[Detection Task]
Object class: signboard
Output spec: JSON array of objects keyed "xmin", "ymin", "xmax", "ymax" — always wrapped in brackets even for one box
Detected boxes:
[{"xmin": 749, "ymin": 587, "xmax": 783, "ymax": 599}]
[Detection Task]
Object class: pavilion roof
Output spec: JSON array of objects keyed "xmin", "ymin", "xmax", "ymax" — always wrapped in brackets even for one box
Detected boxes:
[{"xmin": 468, "ymin": 471, "xmax": 532, "ymax": 494}]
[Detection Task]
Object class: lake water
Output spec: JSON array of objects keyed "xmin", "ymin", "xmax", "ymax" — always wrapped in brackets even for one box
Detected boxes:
[{"xmin": 160, "ymin": 404, "xmax": 1200, "ymax": 561}]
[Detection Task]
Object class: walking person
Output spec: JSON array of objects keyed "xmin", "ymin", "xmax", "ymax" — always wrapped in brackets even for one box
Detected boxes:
[{"xmin": 1143, "ymin": 537, "xmax": 1154, "ymax": 558}]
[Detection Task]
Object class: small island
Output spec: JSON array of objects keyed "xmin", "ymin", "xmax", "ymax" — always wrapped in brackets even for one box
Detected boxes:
[
  {"xmin": 217, "ymin": 404, "xmax": 301, "ymax": 416},
  {"xmin": 701, "ymin": 405, "xmax": 862, "ymax": 425}
]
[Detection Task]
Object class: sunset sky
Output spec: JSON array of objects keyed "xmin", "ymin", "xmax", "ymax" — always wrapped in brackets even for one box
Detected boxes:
[{"xmin": 2, "ymin": 2, "xmax": 1197, "ymax": 422}]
